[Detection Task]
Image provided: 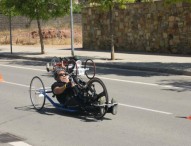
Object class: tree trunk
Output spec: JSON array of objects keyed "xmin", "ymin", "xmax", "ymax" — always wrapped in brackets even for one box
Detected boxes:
[
  {"xmin": 109, "ymin": 5, "xmax": 115, "ymax": 60},
  {"xmin": 37, "ymin": 15, "xmax": 45, "ymax": 54}
]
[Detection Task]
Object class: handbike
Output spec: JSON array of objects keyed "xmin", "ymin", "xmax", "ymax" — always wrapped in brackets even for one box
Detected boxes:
[
  {"xmin": 46, "ymin": 56, "xmax": 96, "ymax": 79},
  {"xmin": 30, "ymin": 59, "xmax": 118, "ymax": 119},
  {"xmin": 29, "ymin": 76, "xmax": 117, "ymax": 119}
]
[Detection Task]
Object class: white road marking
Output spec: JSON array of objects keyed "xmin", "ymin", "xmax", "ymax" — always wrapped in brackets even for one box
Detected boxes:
[
  {"xmin": 0, "ymin": 64, "xmax": 179, "ymax": 115},
  {"xmin": 9, "ymin": 141, "xmax": 32, "ymax": 146},
  {"xmin": 99, "ymin": 76, "xmax": 183, "ymax": 89},
  {"xmin": 0, "ymin": 64, "xmax": 44, "ymax": 72},
  {"xmin": 2, "ymin": 81, "xmax": 51, "ymax": 90},
  {"xmin": 2, "ymin": 80, "xmax": 173, "ymax": 115},
  {"xmin": 0, "ymin": 64, "xmax": 186, "ymax": 89},
  {"xmin": 3, "ymin": 81, "xmax": 29, "ymax": 88},
  {"xmin": 119, "ymin": 103, "xmax": 173, "ymax": 115}
]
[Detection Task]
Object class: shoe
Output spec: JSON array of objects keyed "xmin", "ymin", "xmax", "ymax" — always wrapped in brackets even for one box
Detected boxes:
[
  {"xmin": 99, "ymin": 97, "xmax": 105, "ymax": 105},
  {"xmin": 111, "ymin": 98, "xmax": 118, "ymax": 115},
  {"xmin": 99, "ymin": 107, "xmax": 105, "ymax": 115}
]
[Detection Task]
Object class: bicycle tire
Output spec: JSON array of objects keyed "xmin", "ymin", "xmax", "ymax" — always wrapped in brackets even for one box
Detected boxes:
[
  {"xmin": 84, "ymin": 59, "xmax": 96, "ymax": 79},
  {"xmin": 29, "ymin": 76, "xmax": 46, "ymax": 111},
  {"xmin": 86, "ymin": 77, "xmax": 109, "ymax": 119},
  {"xmin": 50, "ymin": 57, "xmax": 61, "ymax": 72},
  {"xmin": 67, "ymin": 59, "xmax": 77, "ymax": 75}
]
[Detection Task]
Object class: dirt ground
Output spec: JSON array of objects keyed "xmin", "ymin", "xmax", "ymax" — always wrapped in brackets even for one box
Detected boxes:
[{"xmin": 0, "ymin": 25, "xmax": 82, "ymax": 46}]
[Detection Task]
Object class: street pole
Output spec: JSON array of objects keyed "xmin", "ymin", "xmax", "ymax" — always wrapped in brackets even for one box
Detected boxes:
[
  {"xmin": 70, "ymin": 0, "xmax": 74, "ymax": 57},
  {"xmin": 110, "ymin": 4, "xmax": 115, "ymax": 60},
  {"xmin": 9, "ymin": 10, "xmax": 13, "ymax": 54}
]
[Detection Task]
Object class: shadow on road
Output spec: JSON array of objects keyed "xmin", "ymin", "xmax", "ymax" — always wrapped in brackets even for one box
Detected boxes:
[
  {"xmin": 176, "ymin": 116, "xmax": 191, "ymax": 121},
  {"xmin": 1, "ymin": 57, "xmax": 46, "ymax": 66},
  {"xmin": 14, "ymin": 104, "xmax": 112, "ymax": 122},
  {"xmin": 158, "ymin": 80, "xmax": 191, "ymax": 92},
  {"xmin": 97, "ymin": 66, "xmax": 170, "ymax": 77},
  {"xmin": 1, "ymin": 56, "xmax": 191, "ymax": 76}
]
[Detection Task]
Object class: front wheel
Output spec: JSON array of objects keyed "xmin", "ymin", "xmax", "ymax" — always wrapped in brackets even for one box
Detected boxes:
[
  {"xmin": 86, "ymin": 78, "xmax": 109, "ymax": 119},
  {"xmin": 29, "ymin": 76, "xmax": 46, "ymax": 111},
  {"xmin": 84, "ymin": 59, "xmax": 96, "ymax": 79}
]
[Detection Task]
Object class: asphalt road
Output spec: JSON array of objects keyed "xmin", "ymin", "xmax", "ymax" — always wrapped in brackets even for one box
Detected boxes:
[{"xmin": 0, "ymin": 58, "xmax": 191, "ymax": 146}]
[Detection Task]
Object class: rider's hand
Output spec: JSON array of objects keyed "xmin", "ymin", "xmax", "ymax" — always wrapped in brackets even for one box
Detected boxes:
[
  {"xmin": 66, "ymin": 81, "xmax": 76, "ymax": 88},
  {"xmin": 71, "ymin": 82, "xmax": 76, "ymax": 87}
]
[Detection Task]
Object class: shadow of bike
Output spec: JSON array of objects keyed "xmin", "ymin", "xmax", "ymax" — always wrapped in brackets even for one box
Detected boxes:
[{"xmin": 14, "ymin": 103, "xmax": 112, "ymax": 122}]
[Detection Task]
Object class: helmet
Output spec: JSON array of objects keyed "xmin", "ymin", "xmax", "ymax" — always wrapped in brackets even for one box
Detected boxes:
[{"xmin": 53, "ymin": 67, "xmax": 66, "ymax": 80}]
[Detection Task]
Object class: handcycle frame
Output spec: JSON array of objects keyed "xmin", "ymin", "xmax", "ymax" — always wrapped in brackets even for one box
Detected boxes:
[
  {"xmin": 32, "ymin": 80, "xmax": 79, "ymax": 112},
  {"xmin": 30, "ymin": 57, "xmax": 118, "ymax": 119},
  {"xmin": 30, "ymin": 76, "xmax": 118, "ymax": 119}
]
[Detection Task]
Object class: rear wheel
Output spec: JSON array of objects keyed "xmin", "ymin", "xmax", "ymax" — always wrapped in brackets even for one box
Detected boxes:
[
  {"xmin": 29, "ymin": 76, "xmax": 46, "ymax": 111},
  {"xmin": 50, "ymin": 57, "xmax": 61, "ymax": 72},
  {"xmin": 67, "ymin": 59, "xmax": 77, "ymax": 75},
  {"xmin": 86, "ymin": 78, "xmax": 109, "ymax": 119},
  {"xmin": 51, "ymin": 57, "xmax": 60, "ymax": 66}
]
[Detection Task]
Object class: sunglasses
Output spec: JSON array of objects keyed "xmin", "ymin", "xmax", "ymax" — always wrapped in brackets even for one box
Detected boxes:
[{"xmin": 58, "ymin": 73, "xmax": 68, "ymax": 77}]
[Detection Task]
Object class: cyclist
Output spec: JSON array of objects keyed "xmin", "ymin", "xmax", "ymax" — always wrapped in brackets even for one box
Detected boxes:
[
  {"xmin": 52, "ymin": 68, "xmax": 118, "ymax": 115},
  {"xmin": 51, "ymin": 68, "xmax": 79, "ymax": 106}
]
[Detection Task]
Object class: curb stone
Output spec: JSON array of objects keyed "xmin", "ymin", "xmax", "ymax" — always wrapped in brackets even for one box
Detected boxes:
[{"xmin": 1, "ymin": 54, "xmax": 191, "ymax": 76}]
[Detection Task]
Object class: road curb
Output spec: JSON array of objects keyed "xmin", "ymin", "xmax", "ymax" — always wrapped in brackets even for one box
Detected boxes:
[
  {"xmin": 0, "ymin": 54, "xmax": 51, "ymax": 62},
  {"xmin": 1, "ymin": 54, "xmax": 191, "ymax": 76},
  {"xmin": 95, "ymin": 62, "xmax": 191, "ymax": 76}
]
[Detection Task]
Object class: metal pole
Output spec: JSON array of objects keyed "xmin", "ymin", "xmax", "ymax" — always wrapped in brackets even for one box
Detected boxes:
[
  {"xmin": 70, "ymin": 0, "xmax": 74, "ymax": 56},
  {"xmin": 9, "ymin": 11, "xmax": 13, "ymax": 54}
]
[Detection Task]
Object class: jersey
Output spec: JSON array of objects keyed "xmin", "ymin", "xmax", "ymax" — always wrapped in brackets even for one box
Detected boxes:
[
  {"xmin": 51, "ymin": 81, "xmax": 68, "ymax": 104},
  {"xmin": 51, "ymin": 81, "xmax": 79, "ymax": 106}
]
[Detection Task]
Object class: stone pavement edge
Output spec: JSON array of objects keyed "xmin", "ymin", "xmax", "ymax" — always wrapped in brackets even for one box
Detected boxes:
[{"xmin": 0, "ymin": 45, "xmax": 191, "ymax": 76}]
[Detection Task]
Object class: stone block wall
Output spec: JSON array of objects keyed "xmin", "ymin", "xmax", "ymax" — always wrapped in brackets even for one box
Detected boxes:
[{"xmin": 82, "ymin": 1, "xmax": 191, "ymax": 54}]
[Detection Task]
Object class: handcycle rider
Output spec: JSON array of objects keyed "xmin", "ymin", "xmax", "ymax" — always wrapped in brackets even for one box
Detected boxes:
[
  {"xmin": 51, "ymin": 68, "xmax": 118, "ymax": 114},
  {"xmin": 51, "ymin": 68, "xmax": 79, "ymax": 107}
]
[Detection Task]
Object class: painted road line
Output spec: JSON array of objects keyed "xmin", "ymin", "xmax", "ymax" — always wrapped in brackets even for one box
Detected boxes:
[
  {"xmin": 2, "ymin": 81, "xmax": 51, "ymax": 90},
  {"xmin": 9, "ymin": 141, "xmax": 32, "ymax": 146},
  {"xmin": 2, "ymin": 81, "xmax": 29, "ymax": 88},
  {"xmin": 2, "ymin": 80, "xmax": 173, "ymax": 115},
  {"xmin": 99, "ymin": 76, "xmax": 183, "ymax": 90},
  {"xmin": 119, "ymin": 103, "xmax": 173, "ymax": 115},
  {"xmin": 0, "ymin": 64, "xmax": 187, "ymax": 89},
  {"xmin": 0, "ymin": 64, "xmax": 44, "ymax": 72}
]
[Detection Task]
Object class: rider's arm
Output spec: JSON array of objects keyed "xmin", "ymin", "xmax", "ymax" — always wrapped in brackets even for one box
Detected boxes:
[{"xmin": 53, "ymin": 84, "xmax": 67, "ymax": 95}]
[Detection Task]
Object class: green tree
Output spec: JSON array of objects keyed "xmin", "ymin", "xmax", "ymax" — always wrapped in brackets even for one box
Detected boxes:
[
  {"xmin": 164, "ymin": 0, "xmax": 191, "ymax": 4},
  {"xmin": 87, "ymin": 0, "xmax": 128, "ymax": 60},
  {"xmin": 0, "ymin": 0, "xmax": 70, "ymax": 54},
  {"xmin": 86, "ymin": 0, "xmax": 152, "ymax": 60},
  {"xmin": 0, "ymin": 0, "xmax": 17, "ymax": 16}
]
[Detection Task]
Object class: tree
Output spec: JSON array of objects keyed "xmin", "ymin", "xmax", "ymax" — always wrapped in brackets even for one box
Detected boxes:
[
  {"xmin": 164, "ymin": 0, "xmax": 191, "ymax": 4},
  {"xmin": 86, "ymin": 0, "xmax": 152, "ymax": 60},
  {"xmin": 0, "ymin": 0, "xmax": 18, "ymax": 54},
  {"xmin": 0, "ymin": 0, "xmax": 70, "ymax": 54},
  {"xmin": 86, "ymin": 0, "xmax": 128, "ymax": 60}
]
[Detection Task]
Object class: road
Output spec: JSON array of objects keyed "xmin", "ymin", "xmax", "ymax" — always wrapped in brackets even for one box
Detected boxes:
[{"xmin": 0, "ymin": 58, "xmax": 191, "ymax": 146}]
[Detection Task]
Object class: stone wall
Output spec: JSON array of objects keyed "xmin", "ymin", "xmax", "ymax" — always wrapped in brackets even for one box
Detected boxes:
[{"xmin": 82, "ymin": 2, "xmax": 191, "ymax": 54}]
